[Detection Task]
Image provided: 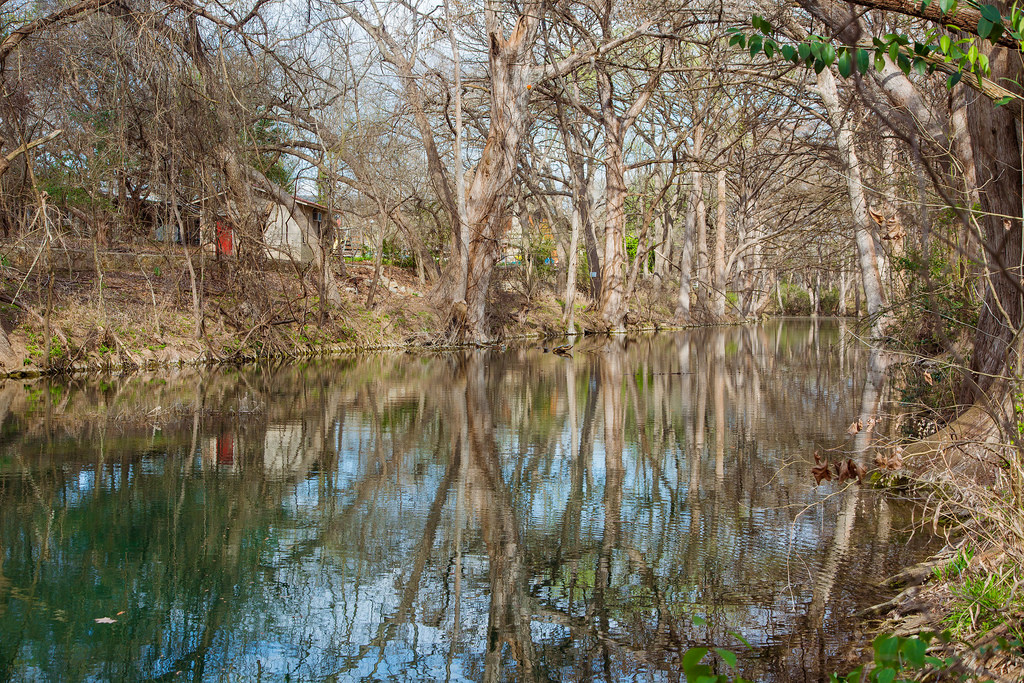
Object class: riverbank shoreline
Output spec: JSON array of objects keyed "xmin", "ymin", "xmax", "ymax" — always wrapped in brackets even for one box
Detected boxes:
[{"xmin": 2, "ymin": 260, "xmax": 756, "ymax": 380}]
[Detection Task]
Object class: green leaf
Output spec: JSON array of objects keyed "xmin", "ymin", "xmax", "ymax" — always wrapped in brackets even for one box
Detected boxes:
[
  {"xmin": 856, "ymin": 48, "xmax": 870, "ymax": 73},
  {"xmin": 715, "ymin": 648, "xmax": 738, "ymax": 668},
  {"xmin": 920, "ymin": 0, "xmax": 933, "ymax": 9},
  {"xmin": 900, "ymin": 637, "xmax": 927, "ymax": 668},
  {"xmin": 875, "ymin": 49, "xmax": 886, "ymax": 70},
  {"xmin": 980, "ymin": 4, "xmax": 1002, "ymax": 22},
  {"xmin": 764, "ymin": 39, "xmax": 776, "ymax": 59},
  {"xmin": 749, "ymin": 35, "xmax": 763, "ymax": 57},
  {"xmin": 729, "ymin": 33, "xmax": 746, "ymax": 48},
  {"xmin": 751, "ymin": 14, "xmax": 763, "ymax": 31},
  {"xmin": 888, "ymin": 40, "xmax": 900, "ymax": 63},
  {"xmin": 682, "ymin": 647, "xmax": 711, "ymax": 678},
  {"xmin": 799, "ymin": 42, "xmax": 812, "ymax": 62},
  {"xmin": 979, "ymin": 16, "xmax": 994, "ymax": 38},
  {"xmin": 692, "ymin": 615, "xmax": 707, "ymax": 626},
  {"xmin": 876, "ymin": 667, "xmax": 896, "ymax": 683},
  {"xmin": 995, "ymin": 95, "xmax": 1014, "ymax": 106},
  {"xmin": 947, "ymin": 70, "xmax": 962, "ymax": 87},
  {"xmin": 759, "ymin": 18, "xmax": 774, "ymax": 34},
  {"xmin": 682, "ymin": 647, "xmax": 708, "ymax": 667},
  {"xmin": 914, "ymin": 57, "xmax": 928, "ymax": 74},
  {"xmin": 822, "ymin": 42, "xmax": 836, "ymax": 64},
  {"xmin": 814, "ymin": 58, "xmax": 827, "ymax": 73},
  {"xmin": 837, "ymin": 49, "xmax": 852, "ymax": 77},
  {"xmin": 939, "ymin": 0, "xmax": 955, "ymax": 12},
  {"xmin": 781, "ymin": 44, "xmax": 797, "ymax": 61},
  {"xmin": 897, "ymin": 52, "xmax": 912, "ymax": 74},
  {"xmin": 939, "ymin": 34, "xmax": 952, "ymax": 52},
  {"xmin": 873, "ymin": 634, "xmax": 900, "ymax": 666},
  {"xmin": 728, "ymin": 630, "xmax": 752, "ymax": 648}
]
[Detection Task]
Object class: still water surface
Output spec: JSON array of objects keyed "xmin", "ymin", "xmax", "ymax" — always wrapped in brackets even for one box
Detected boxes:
[{"xmin": 0, "ymin": 321, "xmax": 935, "ymax": 681}]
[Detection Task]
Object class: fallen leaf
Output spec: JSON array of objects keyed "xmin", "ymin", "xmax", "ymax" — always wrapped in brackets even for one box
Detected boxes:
[
  {"xmin": 94, "ymin": 617, "xmax": 117, "ymax": 624},
  {"xmin": 865, "ymin": 417, "xmax": 877, "ymax": 433},
  {"xmin": 116, "ymin": 611, "xmax": 126, "ymax": 616},
  {"xmin": 847, "ymin": 419, "xmax": 863, "ymax": 435},
  {"xmin": 923, "ymin": 372, "xmax": 933, "ymax": 386}
]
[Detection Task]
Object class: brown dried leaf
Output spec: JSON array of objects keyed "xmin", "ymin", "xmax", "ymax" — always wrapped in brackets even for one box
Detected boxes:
[
  {"xmin": 847, "ymin": 419, "xmax": 863, "ymax": 436},
  {"xmin": 812, "ymin": 459, "xmax": 833, "ymax": 485},
  {"xmin": 836, "ymin": 459, "xmax": 866, "ymax": 484},
  {"xmin": 923, "ymin": 372, "xmax": 934, "ymax": 386},
  {"xmin": 865, "ymin": 417, "xmax": 877, "ymax": 433},
  {"xmin": 874, "ymin": 447, "xmax": 904, "ymax": 471}
]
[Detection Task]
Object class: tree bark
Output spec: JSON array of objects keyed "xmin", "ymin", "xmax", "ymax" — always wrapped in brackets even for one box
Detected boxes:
[
  {"xmin": 461, "ymin": 9, "xmax": 544, "ymax": 341},
  {"xmin": 958, "ymin": 37, "xmax": 1024, "ymax": 404},
  {"xmin": 816, "ymin": 67, "xmax": 888, "ymax": 334},
  {"xmin": 674, "ymin": 173, "xmax": 697, "ymax": 322},
  {"xmin": 712, "ymin": 167, "xmax": 728, "ymax": 319},
  {"xmin": 595, "ymin": 39, "xmax": 673, "ymax": 330}
]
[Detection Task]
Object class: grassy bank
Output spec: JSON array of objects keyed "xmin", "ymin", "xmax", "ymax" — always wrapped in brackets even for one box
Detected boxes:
[{"xmin": 0, "ymin": 257, "xmax": 699, "ymax": 378}]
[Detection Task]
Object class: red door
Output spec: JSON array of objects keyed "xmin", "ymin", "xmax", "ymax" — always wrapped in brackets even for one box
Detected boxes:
[{"xmin": 216, "ymin": 220, "xmax": 234, "ymax": 256}]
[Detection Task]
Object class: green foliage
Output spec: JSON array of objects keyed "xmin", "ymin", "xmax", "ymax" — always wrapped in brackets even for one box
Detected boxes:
[
  {"xmin": 934, "ymin": 545, "xmax": 973, "ymax": 581},
  {"xmin": 247, "ymin": 118, "xmax": 295, "ymax": 191},
  {"xmin": 891, "ymin": 248, "xmax": 977, "ymax": 352},
  {"xmin": 381, "ymin": 239, "xmax": 415, "ymax": 268},
  {"xmin": 778, "ymin": 283, "xmax": 811, "ymax": 315},
  {"xmin": 730, "ymin": 6, "xmax": 1024, "ymax": 105},
  {"xmin": 942, "ymin": 562, "xmax": 1024, "ymax": 641},
  {"xmin": 682, "ymin": 630, "xmax": 1020, "ymax": 682},
  {"xmin": 529, "ymin": 233, "xmax": 558, "ymax": 278}
]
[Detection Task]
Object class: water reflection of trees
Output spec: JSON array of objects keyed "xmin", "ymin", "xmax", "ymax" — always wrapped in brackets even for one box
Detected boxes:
[{"xmin": 0, "ymin": 322, "xmax": 936, "ymax": 681}]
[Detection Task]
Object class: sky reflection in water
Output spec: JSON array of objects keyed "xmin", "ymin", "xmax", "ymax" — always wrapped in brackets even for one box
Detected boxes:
[{"xmin": 0, "ymin": 321, "xmax": 937, "ymax": 681}]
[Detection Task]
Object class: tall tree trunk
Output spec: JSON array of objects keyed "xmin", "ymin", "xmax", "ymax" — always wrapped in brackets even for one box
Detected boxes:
[
  {"xmin": 444, "ymin": 0, "xmax": 470, "ymax": 302},
  {"xmin": 594, "ymin": 39, "xmax": 673, "ymax": 330},
  {"xmin": 460, "ymin": 11, "xmax": 544, "ymax": 342},
  {"xmin": 692, "ymin": 127, "xmax": 708, "ymax": 306},
  {"xmin": 674, "ymin": 174, "xmax": 697, "ymax": 321},
  {"xmin": 816, "ymin": 67, "xmax": 887, "ymax": 334},
  {"xmin": 598, "ymin": 125, "xmax": 629, "ymax": 331},
  {"xmin": 959, "ymin": 40, "xmax": 1024, "ymax": 404},
  {"xmin": 712, "ymin": 167, "xmax": 728, "ymax": 319},
  {"xmin": 564, "ymin": 188, "xmax": 581, "ymax": 333}
]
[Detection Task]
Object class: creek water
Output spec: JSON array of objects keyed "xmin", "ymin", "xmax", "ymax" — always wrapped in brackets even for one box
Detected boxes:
[{"xmin": 0, "ymin": 321, "xmax": 936, "ymax": 681}]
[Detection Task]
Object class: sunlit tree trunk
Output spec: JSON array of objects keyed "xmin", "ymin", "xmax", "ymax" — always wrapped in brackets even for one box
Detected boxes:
[
  {"xmin": 816, "ymin": 67, "xmax": 887, "ymax": 335},
  {"xmin": 674, "ymin": 174, "xmax": 697, "ymax": 321},
  {"xmin": 712, "ymin": 167, "xmax": 728, "ymax": 319},
  {"xmin": 595, "ymin": 39, "xmax": 673, "ymax": 330}
]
